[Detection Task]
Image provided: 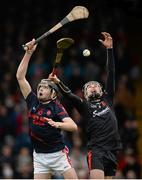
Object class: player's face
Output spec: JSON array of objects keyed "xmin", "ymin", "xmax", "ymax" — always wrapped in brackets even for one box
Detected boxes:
[
  {"xmin": 37, "ymin": 85, "xmax": 52, "ymax": 102},
  {"xmin": 85, "ymin": 82, "xmax": 102, "ymax": 100}
]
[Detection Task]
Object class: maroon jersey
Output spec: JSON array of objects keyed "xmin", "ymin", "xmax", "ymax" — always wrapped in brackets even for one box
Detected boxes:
[{"xmin": 26, "ymin": 92, "xmax": 69, "ymax": 153}]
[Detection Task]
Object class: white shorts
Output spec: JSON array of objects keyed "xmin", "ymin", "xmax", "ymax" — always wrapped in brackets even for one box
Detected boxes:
[{"xmin": 33, "ymin": 146, "xmax": 72, "ymax": 174}]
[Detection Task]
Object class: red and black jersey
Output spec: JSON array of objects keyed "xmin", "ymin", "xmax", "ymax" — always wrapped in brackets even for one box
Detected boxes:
[
  {"xmin": 57, "ymin": 49, "xmax": 122, "ymax": 152},
  {"xmin": 26, "ymin": 92, "xmax": 69, "ymax": 153}
]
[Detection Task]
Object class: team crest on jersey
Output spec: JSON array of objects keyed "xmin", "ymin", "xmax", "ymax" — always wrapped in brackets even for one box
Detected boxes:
[{"xmin": 37, "ymin": 109, "xmax": 43, "ymax": 115}]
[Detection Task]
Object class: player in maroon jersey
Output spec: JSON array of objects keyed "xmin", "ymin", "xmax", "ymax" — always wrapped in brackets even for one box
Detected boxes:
[{"xmin": 16, "ymin": 39, "xmax": 78, "ymax": 179}]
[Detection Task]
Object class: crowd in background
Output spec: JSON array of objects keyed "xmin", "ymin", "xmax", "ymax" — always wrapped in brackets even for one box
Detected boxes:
[{"xmin": 0, "ymin": 0, "xmax": 141, "ymax": 178}]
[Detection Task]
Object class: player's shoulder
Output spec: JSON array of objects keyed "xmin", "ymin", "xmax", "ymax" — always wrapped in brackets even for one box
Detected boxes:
[
  {"xmin": 51, "ymin": 98, "xmax": 63, "ymax": 109},
  {"xmin": 52, "ymin": 98, "xmax": 60, "ymax": 105},
  {"xmin": 51, "ymin": 99, "xmax": 68, "ymax": 115},
  {"xmin": 26, "ymin": 91, "xmax": 37, "ymax": 101},
  {"xmin": 25, "ymin": 91, "xmax": 39, "ymax": 110}
]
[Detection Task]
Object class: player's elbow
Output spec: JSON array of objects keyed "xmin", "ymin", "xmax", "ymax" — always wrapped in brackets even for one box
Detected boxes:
[
  {"xmin": 63, "ymin": 118, "xmax": 78, "ymax": 132},
  {"xmin": 16, "ymin": 71, "xmax": 21, "ymax": 80},
  {"xmin": 16, "ymin": 71, "xmax": 24, "ymax": 81}
]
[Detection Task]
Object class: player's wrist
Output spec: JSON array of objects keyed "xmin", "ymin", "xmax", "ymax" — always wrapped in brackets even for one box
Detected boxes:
[
  {"xmin": 26, "ymin": 50, "xmax": 34, "ymax": 55},
  {"xmin": 56, "ymin": 122, "xmax": 61, "ymax": 128},
  {"xmin": 106, "ymin": 46, "xmax": 113, "ymax": 49}
]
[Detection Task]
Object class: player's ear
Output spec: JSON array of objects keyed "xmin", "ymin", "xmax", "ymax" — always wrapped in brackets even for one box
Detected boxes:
[{"xmin": 51, "ymin": 89, "xmax": 57, "ymax": 100}]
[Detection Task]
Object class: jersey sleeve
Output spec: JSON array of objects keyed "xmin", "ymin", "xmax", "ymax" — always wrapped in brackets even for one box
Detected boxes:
[
  {"xmin": 105, "ymin": 48, "xmax": 115, "ymax": 106},
  {"xmin": 57, "ymin": 81, "xmax": 85, "ymax": 114},
  {"xmin": 25, "ymin": 91, "xmax": 38, "ymax": 110}
]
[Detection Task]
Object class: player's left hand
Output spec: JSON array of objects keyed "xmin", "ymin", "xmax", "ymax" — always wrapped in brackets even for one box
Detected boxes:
[
  {"xmin": 44, "ymin": 117, "xmax": 61, "ymax": 128},
  {"xmin": 48, "ymin": 73, "xmax": 60, "ymax": 84},
  {"xmin": 99, "ymin": 32, "xmax": 113, "ymax": 49}
]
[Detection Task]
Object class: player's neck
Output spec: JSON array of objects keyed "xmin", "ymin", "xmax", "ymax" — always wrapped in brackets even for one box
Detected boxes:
[{"xmin": 40, "ymin": 99, "xmax": 52, "ymax": 104}]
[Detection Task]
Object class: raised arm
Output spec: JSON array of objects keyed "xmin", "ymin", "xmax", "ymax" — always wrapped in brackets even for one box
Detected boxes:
[
  {"xmin": 16, "ymin": 39, "xmax": 37, "ymax": 99},
  {"xmin": 48, "ymin": 74, "xmax": 85, "ymax": 113},
  {"xmin": 99, "ymin": 32, "xmax": 115, "ymax": 105},
  {"xmin": 44, "ymin": 117, "xmax": 78, "ymax": 132}
]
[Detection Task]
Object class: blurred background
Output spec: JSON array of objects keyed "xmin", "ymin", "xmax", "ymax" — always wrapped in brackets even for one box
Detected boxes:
[{"xmin": 0, "ymin": 0, "xmax": 142, "ymax": 178}]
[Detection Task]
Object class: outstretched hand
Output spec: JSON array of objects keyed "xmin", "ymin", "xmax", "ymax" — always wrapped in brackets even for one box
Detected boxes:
[
  {"xmin": 99, "ymin": 32, "xmax": 113, "ymax": 49},
  {"xmin": 44, "ymin": 117, "xmax": 61, "ymax": 128},
  {"xmin": 48, "ymin": 73, "xmax": 60, "ymax": 84}
]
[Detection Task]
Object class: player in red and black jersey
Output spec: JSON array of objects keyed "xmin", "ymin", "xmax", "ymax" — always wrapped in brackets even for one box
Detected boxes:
[
  {"xmin": 16, "ymin": 39, "xmax": 78, "ymax": 179},
  {"xmin": 49, "ymin": 32, "xmax": 122, "ymax": 179}
]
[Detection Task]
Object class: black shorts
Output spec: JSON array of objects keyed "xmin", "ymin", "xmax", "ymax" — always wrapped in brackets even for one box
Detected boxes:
[{"xmin": 87, "ymin": 149, "xmax": 118, "ymax": 176}]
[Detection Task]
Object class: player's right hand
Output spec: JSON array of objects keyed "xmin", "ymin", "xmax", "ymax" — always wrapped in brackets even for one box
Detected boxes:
[
  {"xmin": 25, "ymin": 39, "xmax": 37, "ymax": 53},
  {"xmin": 44, "ymin": 117, "xmax": 61, "ymax": 128}
]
